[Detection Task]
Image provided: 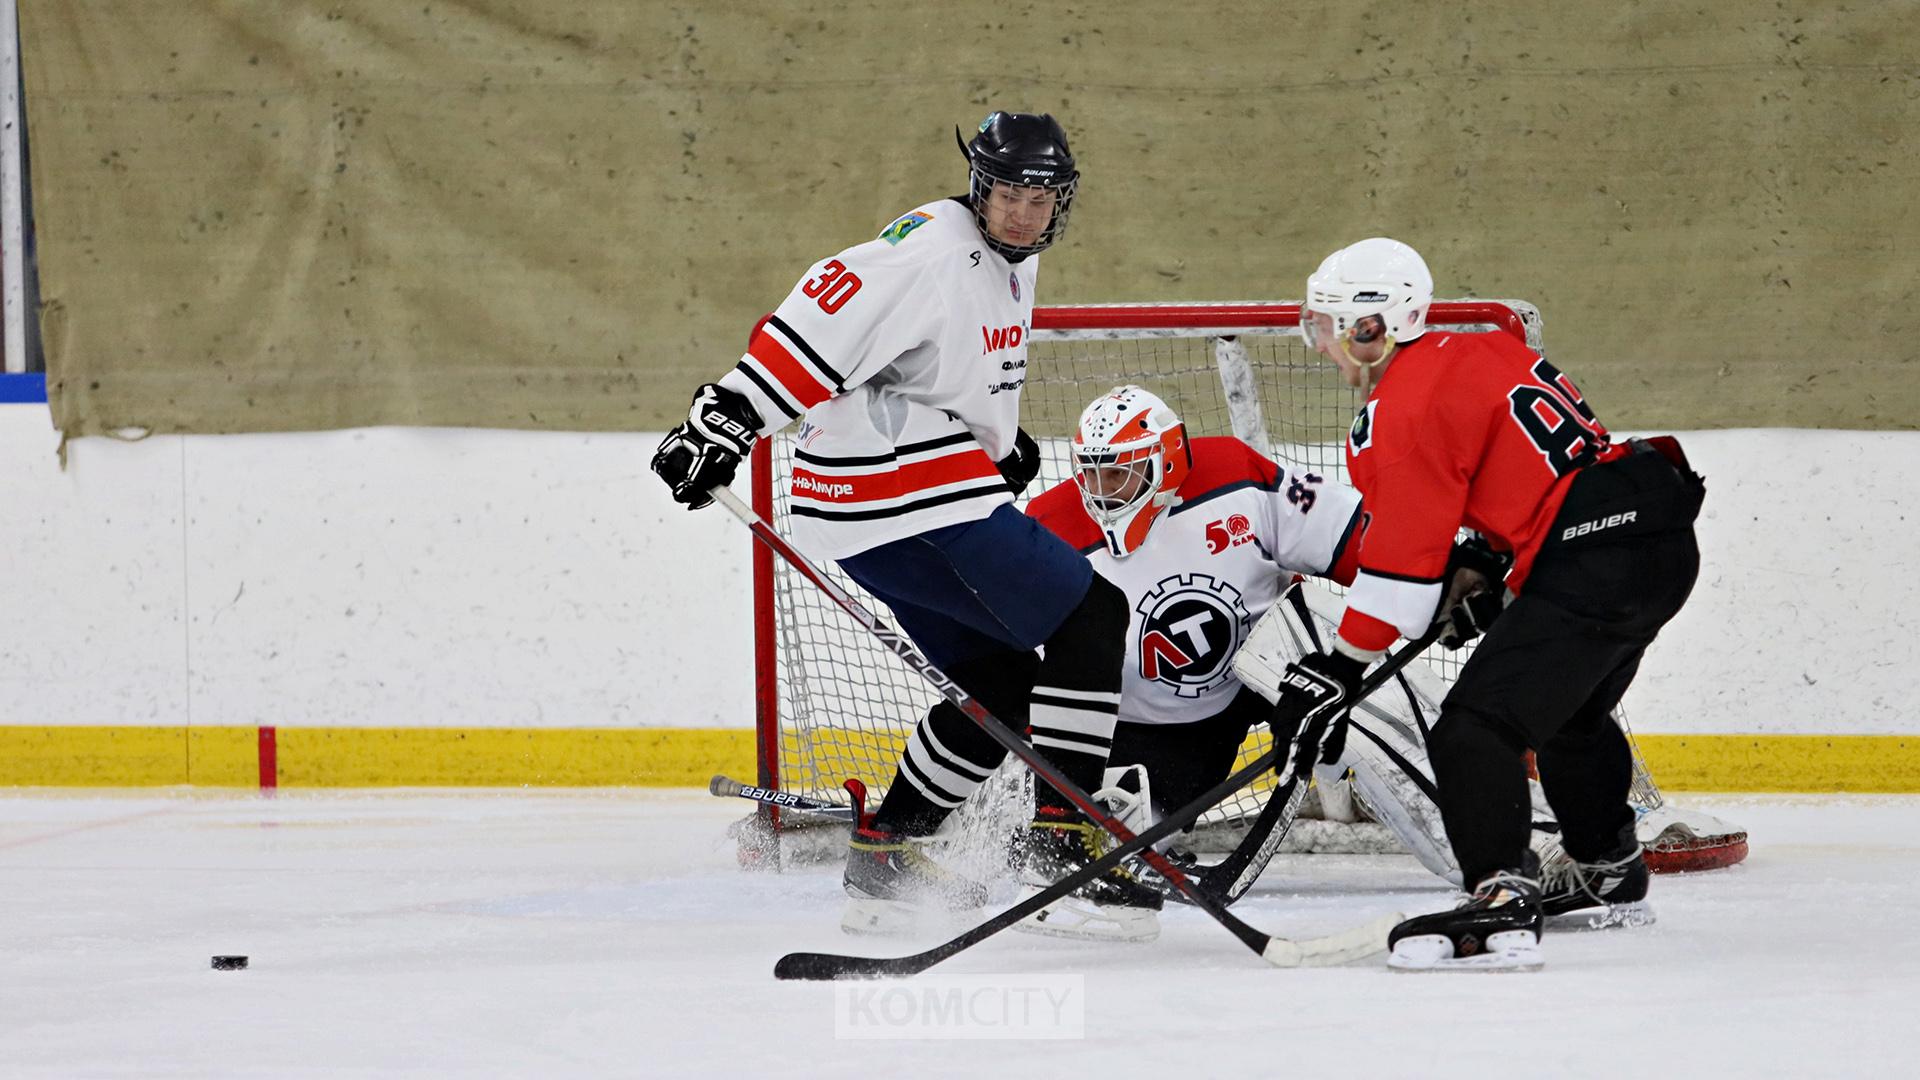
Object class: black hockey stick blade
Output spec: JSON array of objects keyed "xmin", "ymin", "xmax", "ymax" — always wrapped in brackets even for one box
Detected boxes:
[{"xmin": 774, "ymin": 950, "xmax": 939, "ymax": 981}]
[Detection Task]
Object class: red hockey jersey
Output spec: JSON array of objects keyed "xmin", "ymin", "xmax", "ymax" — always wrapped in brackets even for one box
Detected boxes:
[
  {"xmin": 1029, "ymin": 436, "xmax": 1361, "ymax": 726},
  {"xmin": 1337, "ymin": 330, "xmax": 1625, "ymax": 652}
]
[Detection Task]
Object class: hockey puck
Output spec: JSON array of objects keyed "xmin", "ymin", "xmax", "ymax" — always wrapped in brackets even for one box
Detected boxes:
[{"xmin": 211, "ymin": 955, "xmax": 248, "ymax": 971}]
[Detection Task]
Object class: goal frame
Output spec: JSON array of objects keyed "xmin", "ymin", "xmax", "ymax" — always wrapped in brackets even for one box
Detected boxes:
[{"xmin": 745, "ymin": 299, "xmax": 1541, "ymax": 833}]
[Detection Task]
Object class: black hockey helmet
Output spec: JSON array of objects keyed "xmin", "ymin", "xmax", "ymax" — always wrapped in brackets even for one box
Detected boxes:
[{"xmin": 956, "ymin": 111, "xmax": 1079, "ymax": 260}]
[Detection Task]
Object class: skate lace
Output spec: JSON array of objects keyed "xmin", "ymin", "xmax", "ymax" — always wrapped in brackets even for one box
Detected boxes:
[
  {"xmin": 1540, "ymin": 845, "xmax": 1641, "ymax": 905},
  {"xmin": 1463, "ymin": 870, "xmax": 1539, "ymax": 908}
]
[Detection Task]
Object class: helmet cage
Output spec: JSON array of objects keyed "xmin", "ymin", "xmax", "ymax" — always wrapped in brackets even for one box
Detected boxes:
[
  {"xmin": 1071, "ymin": 386, "xmax": 1190, "ymax": 557},
  {"xmin": 968, "ymin": 170, "xmax": 1077, "ymax": 259},
  {"xmin": 961, "ymin": 112, "xmax": 1079, "ymax": 259}
]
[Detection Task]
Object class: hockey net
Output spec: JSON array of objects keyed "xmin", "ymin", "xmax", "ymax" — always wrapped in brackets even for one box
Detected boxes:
[{"xmin": 740, "ymin": 301, "xmax": 1746, "ymax": 875}]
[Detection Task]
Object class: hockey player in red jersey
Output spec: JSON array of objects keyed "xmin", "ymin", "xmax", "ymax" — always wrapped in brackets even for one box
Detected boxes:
[
  {"xmin": 650, "ymin": 112, "xmax": 1140, "ymax": 937},
  {"xmin": 1270, "ymin": 237, "xmax": 1706, "ymax": 971}
]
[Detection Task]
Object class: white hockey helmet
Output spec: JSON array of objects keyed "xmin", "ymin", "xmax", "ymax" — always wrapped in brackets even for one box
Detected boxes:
[
  {"xmin": 1072, "ymin": 385, "xmax": 1192, "ymax": 557},
  {"xmin": 1303, "ymin": 237, "xmax": 1435, "ymax": 354}
]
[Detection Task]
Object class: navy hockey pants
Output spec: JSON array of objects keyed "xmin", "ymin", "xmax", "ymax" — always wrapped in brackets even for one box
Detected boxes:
[{"xmin": 838, "ymin": 503, "xmax": 1096, "ymax": 671}]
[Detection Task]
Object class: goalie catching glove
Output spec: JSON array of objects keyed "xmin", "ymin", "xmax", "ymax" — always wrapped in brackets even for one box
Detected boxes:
[{"xmin": 650, "ymin": 383, "xmax": 762, "ymax": 510}]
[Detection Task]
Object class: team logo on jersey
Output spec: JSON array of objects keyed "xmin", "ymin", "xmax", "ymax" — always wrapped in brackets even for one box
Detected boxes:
[
  {"xmin": 1203, "ymin": 514, "xmax": 1256, "ymax": 555},
  {"xmin": 1134, "ymin": 573, "xmax": 1252, "ymax": 698},
  {"xmin": 982, "ymin": 323, "xmax": 1025, "ymax": 353},
  {"xmin": 879, "ymin": 211, "xmax": 933, "ymax": 246},
  {"xmin": 1349, "ymin": 400, "xmax": 1378, "ymax": 454},
  {"xmin": 1009, "ymin": 272, "xmax": 1021, "ymax": 301}
]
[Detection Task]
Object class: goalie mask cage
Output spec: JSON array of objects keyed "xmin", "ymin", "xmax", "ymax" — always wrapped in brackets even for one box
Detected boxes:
[{"xmin": 746, "ymin": 301, "xmax": 1538, "ymax": 831}]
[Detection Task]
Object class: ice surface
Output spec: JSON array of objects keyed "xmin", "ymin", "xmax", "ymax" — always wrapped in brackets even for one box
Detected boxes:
[{"xmin": 1, "ymin": 790, "xmax": 1913, "ymax": 1078}]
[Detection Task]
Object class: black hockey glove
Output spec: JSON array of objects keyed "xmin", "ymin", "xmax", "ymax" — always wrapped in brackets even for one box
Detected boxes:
[
  {"xmin": 650, "ymin": 383, "xmax": 762, "ymax": 510},
  {"xmin": 1435, "ymin": 535, "xmax": 1514, "ymax": 650},
  {"xmin": 995, "ymin": 427, "xmax": 1042, "ymax": 496},
  {"xmin": 1269, "ymin": 648, "xmax": 1367, "ymax": 768}
]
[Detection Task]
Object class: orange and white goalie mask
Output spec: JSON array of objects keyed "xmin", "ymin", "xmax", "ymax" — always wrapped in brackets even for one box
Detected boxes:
[{"xmin": 1072, "ymin": 385, "xmax": 1192, "ymax": 557}]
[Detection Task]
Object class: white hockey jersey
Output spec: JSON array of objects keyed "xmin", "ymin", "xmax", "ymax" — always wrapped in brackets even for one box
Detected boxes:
[
  {"xmin": 717, "ymin": 199, "xmax": 1037, "ymax": 559},
  {"xmin": 1026, "ymin": 437, "xmax": 1363, "ymax": 726}
]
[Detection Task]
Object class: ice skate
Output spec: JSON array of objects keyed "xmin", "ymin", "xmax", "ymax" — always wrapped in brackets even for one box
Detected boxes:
[
  {"xmin": 1387, "ymin": 868, "xmax": 1544, "ymax": 972},
  {"xmin": 1012, "ymin": 805, "xmax": 1163, "ymax": 942},
  {"xmin": 1539, "ymin": 834, "xmax": 1654, "ymax": 930}
]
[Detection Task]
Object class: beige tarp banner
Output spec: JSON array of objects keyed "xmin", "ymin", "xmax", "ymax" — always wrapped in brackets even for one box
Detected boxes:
[{"xmin": 23, "ymin": 2, "xmax": 1920, "ymax": 437}]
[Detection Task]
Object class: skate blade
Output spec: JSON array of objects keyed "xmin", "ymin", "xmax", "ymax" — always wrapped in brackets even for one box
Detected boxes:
[
  {"xmin": 1012, "ymin": 885, "xmax": 1161, "ymax": 943},
  {"xmin": 1547, "ymin": 899, "xmax": 1656, "ymax": 932},
  {"xmin": 1388, "ymin": 931, "xmax": 1543, "ymax": 973},
  {"xmin": 840, "ymin": 895, "xmax": 923, "ymax": 938}
]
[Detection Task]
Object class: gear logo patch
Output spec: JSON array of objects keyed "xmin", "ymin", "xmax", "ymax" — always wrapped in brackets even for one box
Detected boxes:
[
  {"xmin": 1009, "ymin": 271, "xmax": 1021, "ymax": 301},
  {"xmin": 1134, "ymin": 573, "xmax": 1252, "ymax": 698}
]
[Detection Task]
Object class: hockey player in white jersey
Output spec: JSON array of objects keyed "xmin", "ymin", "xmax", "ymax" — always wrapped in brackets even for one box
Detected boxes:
[{"xmin": 651, "ymin": 112, "xmax": 1141, "ymax": 935}]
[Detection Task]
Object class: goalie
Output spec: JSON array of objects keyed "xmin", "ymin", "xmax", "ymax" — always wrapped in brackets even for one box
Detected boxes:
[{"xmin": 844, "ymin": 385, "xmax": 1366, "ymax": 939}]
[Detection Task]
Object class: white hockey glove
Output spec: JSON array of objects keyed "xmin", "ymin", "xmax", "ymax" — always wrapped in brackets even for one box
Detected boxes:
[{"xmin": 651, "ymin": 383, "xmax": 761, "ymax": 510}]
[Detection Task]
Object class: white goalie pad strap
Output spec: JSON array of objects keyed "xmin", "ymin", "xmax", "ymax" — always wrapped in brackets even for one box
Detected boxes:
[
  {"xmin": 1094, "ymin": 763, "xmax": 1155, "ymax": 837},
  {"xmin": 1230, "ymin": 582, "xmax": 1335, "ymax": 705}
]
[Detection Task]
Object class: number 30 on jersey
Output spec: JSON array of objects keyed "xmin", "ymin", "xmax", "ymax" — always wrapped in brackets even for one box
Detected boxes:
[{"xmin": 801, "ymin": 260, "xmax": 862, "ymax": 315}]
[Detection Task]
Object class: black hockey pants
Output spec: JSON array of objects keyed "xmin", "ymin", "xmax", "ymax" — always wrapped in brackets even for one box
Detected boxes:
[{"xmin": 1427, "ymin": 443, "xmax": 1704, "ymax": 888}]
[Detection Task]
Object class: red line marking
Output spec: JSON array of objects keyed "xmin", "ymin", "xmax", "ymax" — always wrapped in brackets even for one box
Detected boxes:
[{"xmin": 258, "ymin": 726, "xmax": 278, "ymax": 790}]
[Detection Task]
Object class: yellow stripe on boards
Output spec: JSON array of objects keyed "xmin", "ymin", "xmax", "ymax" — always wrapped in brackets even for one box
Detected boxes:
[
  {"xmin": 273, "ymin": 728, "xmax": 757, "ymax": 787},
  {"xmin": 1632, "ymin": 734, "xmax": 1920, "ymax": 794},
  {"xmin": 0, "ymin": 726, "xmax": 191, "ymax": 786},
  {"xmin": 0, "ymin": 728, "xmax": 1915, "ymax": 793}
]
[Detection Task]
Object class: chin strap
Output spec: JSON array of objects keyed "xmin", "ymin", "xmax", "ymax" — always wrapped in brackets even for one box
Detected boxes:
[{"xmin": 1344, "ymin": 337, "xmax": 1400, "ymax": 393}]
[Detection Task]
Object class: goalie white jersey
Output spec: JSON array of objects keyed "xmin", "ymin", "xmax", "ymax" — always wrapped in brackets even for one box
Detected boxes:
[
  {"xmin": 716, "ymin": 198, "xmax": 1037, "ymax": 559},
  {"xmin": 1026, "ymin": 437, "xmax": 1362, "ymax": 726}
]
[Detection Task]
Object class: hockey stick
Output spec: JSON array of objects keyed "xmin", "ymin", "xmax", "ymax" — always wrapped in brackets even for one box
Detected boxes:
[
  {"xmin": 771, "ymin": 630, "xmax": 1440, "ymax": 979},
  {"xmin": 1166, "ymin": 586, "xmax": 1331, "ymax": 907},
  {"xmin": 710, "ymin": 774, "xmax": 853, "ymax": 821},
  {"xmin": 1165, "ymin": 767, "xmax": 1307, "ymax": 908},
  {"xmin": 713, "ymin": 479, "xmax": 1429, "ymax": 976}
]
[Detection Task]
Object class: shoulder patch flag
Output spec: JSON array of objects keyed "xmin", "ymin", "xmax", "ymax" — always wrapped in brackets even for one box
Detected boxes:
[{"xmin": 879, "ymin": 210, "xmax": 934, "ymax": 245}]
